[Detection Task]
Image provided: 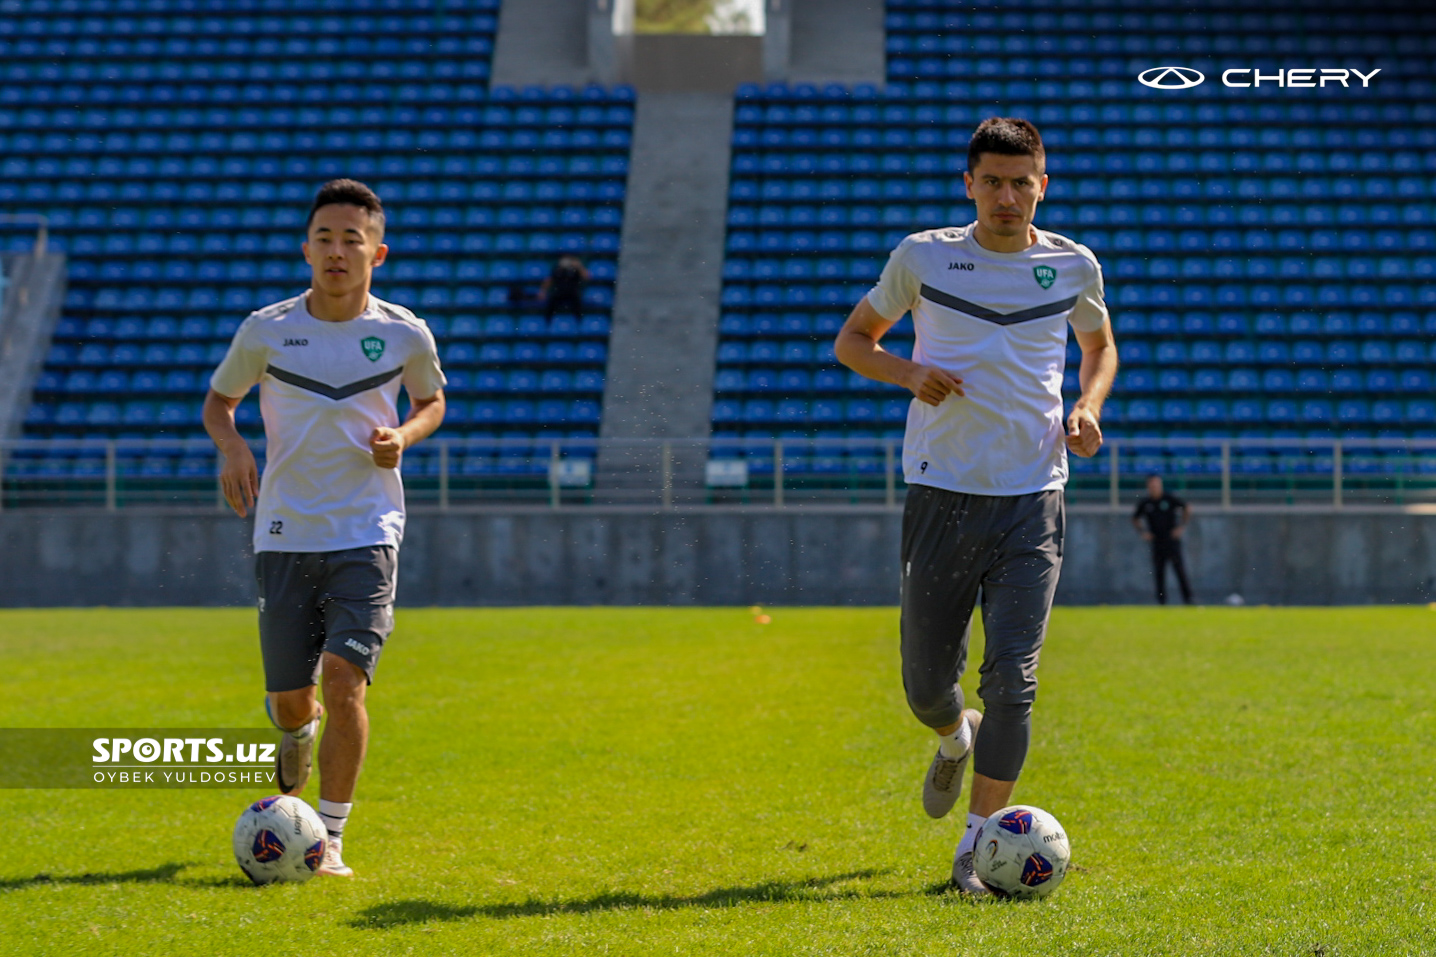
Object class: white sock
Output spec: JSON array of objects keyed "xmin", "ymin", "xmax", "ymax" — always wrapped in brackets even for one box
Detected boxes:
[
  {"xmin": 289, "ymin": 713, "xmax": 319, "ymax": 742},
  {"xmin": 956, "ymin": 812, "xmax": 987, "ymax": 857},
  {"xmin": 318, "ymin": 800, "xmax": 352, "ymax": 840},
  {"xmin": 937, "ymin": 717, "xmax": 973, "ymax": 759}
]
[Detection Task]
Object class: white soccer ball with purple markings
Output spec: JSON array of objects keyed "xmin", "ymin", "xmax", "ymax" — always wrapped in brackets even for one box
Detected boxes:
[
  {"xmin": 232, "ymin": 795, "xmax": 327, "ymax": 885},
  {"xmin": 973, "ymin": 804, "xmax": 1071, "ymax": 899}
]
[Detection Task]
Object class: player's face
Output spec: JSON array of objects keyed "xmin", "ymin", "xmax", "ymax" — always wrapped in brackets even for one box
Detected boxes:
[
  {"xmin": 302, "ymin": 204, "xmax": 388, "ymax": 298},
  {"xmin": 964, "ymin": 153, "xmax": 1047, "ymax": 238},
  {"xmin": 1148, "ymin": 476, "xmax": 1164, "ymax": 497}
]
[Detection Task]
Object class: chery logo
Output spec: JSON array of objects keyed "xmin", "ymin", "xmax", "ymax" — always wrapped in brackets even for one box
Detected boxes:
[
  {"xmin": 1138, "ymin": 65, "xmax": 1381, "ymax": 90},
  {"xmin": 1221, "ymin": 67, "xmax": 1380, "ymax": 87},
  {"xmin": 1138, "ymin": 66, "xmax": 1205, "ymax": 90}
]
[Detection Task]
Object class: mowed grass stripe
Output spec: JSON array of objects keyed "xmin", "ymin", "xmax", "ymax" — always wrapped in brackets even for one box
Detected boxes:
[{"xmin": 1, "ymin": 608, "xmax": 1433, "ymax": 956}]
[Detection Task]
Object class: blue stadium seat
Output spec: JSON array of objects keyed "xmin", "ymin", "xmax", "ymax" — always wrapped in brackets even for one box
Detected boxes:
[
  {"xmin": 743, "ymin": 400, "xmax": 775, "ymax": 423},
  {"xmin": 1408, "ymin": 400, "xmax": 1436, "ymax": 424},
  {"xmin": 1262, "ymin": 370, "xmax": 1295, "ymax": 392},
  {"xmin": 1196, "ymin": 399, "xmax": 1228, "ymax": 424},
  {"xmin": 1367, "ymin": 370, "xmax": 1398, "ymax": 392},
  {"xmin": 1338, "ymin": 400, "xmax": 1370, "ymax": 424}
]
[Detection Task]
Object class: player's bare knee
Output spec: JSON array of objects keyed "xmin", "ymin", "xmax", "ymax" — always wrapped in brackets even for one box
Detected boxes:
[
  {"xmin": 320, "ymin": 653, "xmax": 368, "ymax": 708},
  {"xmin": 270, "ymin": 688, "xmax": 317, "ymax": 730}
]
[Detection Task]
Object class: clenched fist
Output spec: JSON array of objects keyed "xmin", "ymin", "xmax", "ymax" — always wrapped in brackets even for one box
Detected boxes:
[
  {"xmin": 370, "ymin": 427, "xmax": 407, "ymax": 469},
  {"xmin": 1066, "ymin": 407, "xmax": 1103, "ymax": 458}
]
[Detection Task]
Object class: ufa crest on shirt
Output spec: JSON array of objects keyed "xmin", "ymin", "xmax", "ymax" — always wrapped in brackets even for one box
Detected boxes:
[
  {"xmin": 361, "ymin": 337, "xmax": 386, "ymax": 361},
  {"xmin": 1033, "ymin": 265, "xmax": 1057, "ymax": 289}
]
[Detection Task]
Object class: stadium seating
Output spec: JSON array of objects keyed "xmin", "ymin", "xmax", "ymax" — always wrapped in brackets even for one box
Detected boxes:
[
  {"xmin": 3, "ymin": 0, "xmax": 633, "ymax": 481},
  {"xmin": 710, "ymin": 1, "xmax": 1436, "ymax": 480}
]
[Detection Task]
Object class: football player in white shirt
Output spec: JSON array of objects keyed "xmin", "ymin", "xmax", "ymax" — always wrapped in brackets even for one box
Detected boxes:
[
  {"xmin": 203, "ymin": 180, "xmax": 446, "ymax": 877},
  {"xmin": 835, "ymin": 118, "xmax": 1117, "ymax": 894}
]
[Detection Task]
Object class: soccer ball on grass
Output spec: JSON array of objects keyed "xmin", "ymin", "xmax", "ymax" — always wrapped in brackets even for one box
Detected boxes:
[
  {"xmin": 232, "ymin": 795, "xmax": 327, "ymax": 885},
  {"xmin": 973, "ymin": 804, "xmax": 1070, "ymax": 899}
]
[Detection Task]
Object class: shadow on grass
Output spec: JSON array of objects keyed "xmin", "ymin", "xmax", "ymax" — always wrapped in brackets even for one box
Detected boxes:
[
  {"xmin": 0, "ymin": 862, "xmax": 195, "ymax": 891},
  {"xmin": 351, "ymin": 869, "xmax": 896, "ymax": 929},
  {"xmin": 174, "ymin": 873, "xmax": 259, "ymax": 889},
  {"xmin": 920, "ymin": 879, "xmax": 1049, "ymax": 904}
]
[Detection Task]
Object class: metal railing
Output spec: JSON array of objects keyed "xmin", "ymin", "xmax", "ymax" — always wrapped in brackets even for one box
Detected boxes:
[{"xmin": 6, "ymin": 435, "xmax": 1436, "ymax": 511}]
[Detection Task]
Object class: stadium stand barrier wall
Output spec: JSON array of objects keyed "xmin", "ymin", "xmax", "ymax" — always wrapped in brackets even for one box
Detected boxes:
[{"xmin": 4, "ymin": 507, "xmax": 1436, "ymax": 607}]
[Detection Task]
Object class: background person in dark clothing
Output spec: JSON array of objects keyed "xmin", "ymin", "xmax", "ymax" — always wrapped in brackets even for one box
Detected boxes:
[
  {"xmin": 540, "ymin": 254, "xmax": 590, "ymax": 321},
  {"xmin": 1132, "ymin": 473, "xmax": 1193, "ymax": 605}
]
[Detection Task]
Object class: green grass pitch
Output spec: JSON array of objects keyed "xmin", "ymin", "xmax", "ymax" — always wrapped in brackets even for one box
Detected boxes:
[{"xmin": 2, "ymin": 606, "xmax": 1434, "ymax": 956}]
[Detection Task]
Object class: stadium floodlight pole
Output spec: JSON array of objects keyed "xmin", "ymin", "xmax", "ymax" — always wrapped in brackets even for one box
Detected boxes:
[{"xmin": 0, "ymin": 214, "xmax": 48, "ymax": 258}]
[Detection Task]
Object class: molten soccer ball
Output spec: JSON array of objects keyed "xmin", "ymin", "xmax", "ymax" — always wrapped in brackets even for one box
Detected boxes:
[
  {"xmin": 973, "ymin": 804, "xmax": 1070, "ymax": 899},
  {"xmin": 232, "ymin": 795, "xmax": 327, "ymax": 885}
]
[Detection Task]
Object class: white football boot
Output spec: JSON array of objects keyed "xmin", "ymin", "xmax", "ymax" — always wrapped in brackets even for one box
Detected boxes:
[
  {"xmin": 951, "ymin": 847, "xmax": 993, "ymax": 897},
  {"xmin": 921, "ymin": 708, "xmax": 982, "ymax": 819},
  {"xmin": 268, "ymin": 699, "xmax": 322, "ymax": 796},
  {"xmin": 317, "ymin": 836, "xmax": 354, "ymax": 877}
]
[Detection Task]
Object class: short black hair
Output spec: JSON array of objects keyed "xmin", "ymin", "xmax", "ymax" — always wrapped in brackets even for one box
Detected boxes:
[
  {"xmin": 967, "ymin": 117, "xmax": 1046, "ymax": 174},
  {"xmin": 306, "ymin": 178, "xmax": 385, "ymax": 238}
]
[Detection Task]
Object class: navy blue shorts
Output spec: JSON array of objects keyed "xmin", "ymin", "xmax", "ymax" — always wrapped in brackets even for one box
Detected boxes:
[{"xmin": 255, "ymin": 545, "xmax": 397, "ymax": 692}]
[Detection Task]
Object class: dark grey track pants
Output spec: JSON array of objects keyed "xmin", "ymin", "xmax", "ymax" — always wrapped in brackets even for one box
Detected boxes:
[{"xmin": 899, "ymin": 484, "xmax": 1064, "ymax": 781}]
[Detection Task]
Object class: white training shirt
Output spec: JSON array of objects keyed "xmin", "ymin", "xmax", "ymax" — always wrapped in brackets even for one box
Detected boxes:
[
  {"xmin": 210, "ymin": 292, "xmax": 446, "ymax": 554},
  {"xmin": 866, "ymin": 223, "xmax": 1109, "ymax": 497}
]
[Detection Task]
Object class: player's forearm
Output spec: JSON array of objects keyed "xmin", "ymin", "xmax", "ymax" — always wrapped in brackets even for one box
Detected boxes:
[
  {"xmin": 835, "ymin": 331, "xmax": 920, "ymax": 390},
  {"xmin": 202, "ymin": 391, "xmax": 249, "ymax": 457},
  {"xmin": 397, "ymin": 395, "xmax": 445, "ymax": 447},
  {"xmin": 1074, "ymin": 343, "xmax": 1117, "ymax": 414}
]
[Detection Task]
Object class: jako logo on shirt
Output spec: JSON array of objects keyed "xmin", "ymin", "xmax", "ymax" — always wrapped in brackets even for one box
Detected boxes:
[
  {"xmin": 345, "ymin": 638, "xmax": 371, "ymax": 655},
  {"xmin": 361, "ymin": 337, "xmax": 385, "ymax": 361},
  {"xmin": 1033, "ymin": 265, "xmax": 1057, "ymax": 289}
]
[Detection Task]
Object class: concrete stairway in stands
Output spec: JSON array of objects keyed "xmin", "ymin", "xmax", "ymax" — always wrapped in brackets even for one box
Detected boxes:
[
  {"xmin": 598, "ymin": 91, "xmax": 734, "ymax": 498},
  {"xmin": 0, "ymin": 251, "xmax": 66, "ymax": 442},
  {"xmin": 790, "ymin": 0, "xmax": 885, "ymax": 86},
  {"xmin": 491, "ymin": 0, "xmax": 595, "ymax": 87}
]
